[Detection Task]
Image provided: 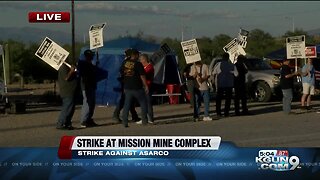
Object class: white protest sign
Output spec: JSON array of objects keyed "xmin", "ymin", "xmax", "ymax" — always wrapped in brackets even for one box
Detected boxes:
[
  {"xmin": 286, "ymin": 35, "xmax": 306, "ymax": 59},
  {"xmin": 89, "ymin": 22, "xmax": 106, "ymax": 50},
  {"xmin": 237, "ymin": 28, "xmax": 249, "ymax": 48},
  {"xmin": 35, "ymin": 37, "xmax": 69, "ymax": 71},
  {"xmin": 181, "ymin": 39, "xmax": 201, "ymax": 64},
  {"xmin": 223, "ymin": 38, "xmax": 246, "ymax": 63}
]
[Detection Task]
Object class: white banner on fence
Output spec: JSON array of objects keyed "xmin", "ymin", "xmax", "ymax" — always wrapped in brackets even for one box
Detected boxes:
[
  {"xmin": 35, "ymin": 37, "xmax": 69, "ymax": 71},
  {"xmin": 181, "ymin": 39, "xmax": 201, "ymax": 64},
  {"xmin": 286, "ymin": 35, "xmax": 306, "ymax": 59},
  {"xmin": 89, "ymin": 22, "xmax": 106, "ymax": 50}
]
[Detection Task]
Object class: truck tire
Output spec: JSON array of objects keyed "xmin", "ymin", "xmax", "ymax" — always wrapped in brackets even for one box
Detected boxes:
[{"xmin": 253, "ymin": 81, "xmax": 272, "ymax": 102}]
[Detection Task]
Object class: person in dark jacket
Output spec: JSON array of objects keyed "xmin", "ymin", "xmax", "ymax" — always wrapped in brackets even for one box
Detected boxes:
[
  {"xmin": 280, "ymin": 59, "xmax": 298, "ymax": 114},
  {"xmin": 234, "ymin": 55, "xmax": 250, "ymax": 116},
  {"xmin": 212, "ymin": 53, "xmax": 238, "ymax": 117},
  {"xmin": 78, "ymin": 50, "xmax": 99, "ymax": 128}
]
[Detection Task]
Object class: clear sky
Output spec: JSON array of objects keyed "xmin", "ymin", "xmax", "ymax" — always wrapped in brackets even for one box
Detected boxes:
[{"xmin": 0, "ymin": 1, "xmax": 320, "ymax": 41}]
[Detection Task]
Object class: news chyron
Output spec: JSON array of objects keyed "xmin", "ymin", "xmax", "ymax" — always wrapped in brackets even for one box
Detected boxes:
[{"xmin": 58, "ymin": 136, "xmax": 221, "ymax": 159}]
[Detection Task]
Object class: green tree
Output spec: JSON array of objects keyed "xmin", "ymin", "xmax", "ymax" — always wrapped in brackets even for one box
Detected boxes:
[
  {"xmin": 246, "ymin": 29, "xmax": 280, "ymax": 58},
  {"xmin": 211, "ymin": 34, "xmax": 232, "ymax": 57},
  {"xmin": 282, "ymin": 28, "xmax": 315, "ymax": 45}
]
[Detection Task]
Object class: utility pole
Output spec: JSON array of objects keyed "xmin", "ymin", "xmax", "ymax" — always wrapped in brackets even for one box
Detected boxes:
[{"xmin": 71, "ymin": 0, "xmax": 76, "ymax": 65}]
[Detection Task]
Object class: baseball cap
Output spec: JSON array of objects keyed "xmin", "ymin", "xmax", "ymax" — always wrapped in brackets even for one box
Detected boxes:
[
  {"xmin": 131, "ymin": 48, "xmax": 140, "ymax": 55},
  {"xmin": 125, "ymin": 48, "xmax": 133, "ymax": 57},
  {"xmin": 84, "ymin": 49, "xmax": 95, "ymax": 57}
]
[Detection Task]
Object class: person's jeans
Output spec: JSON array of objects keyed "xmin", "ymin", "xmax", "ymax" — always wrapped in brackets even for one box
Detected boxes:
[
  {"xmin": 81, "ymin": 89, "xmax": 96, "ymax": 123},
  {"xmin": 122, "ymin": 89, "xmax": 148, "ymax": 126},
  {"xmin": 234, "ymin": 86, "xmax": 248, "ymax": 114},
  {"xmin": 113, "ymin": 92, "xmax": 139, "ymax": 120},
  {"xmin": 216, "ymin": 87, "xmax": 232, "ymax": 116},
  {"xmin": 187, "ymin": 80, "xmax": 195, "ymax": 106},
  {"xmin": 57, "ymin": 96, "xmax": 75, "ymax": 127},
  {"xmin": 194, "ymin": 90, "xmax": 210, "ymax": 117},
  {"xmin": 282, "ymin": 88, "xmax": 293, "ymax": 113},
  {"xmin": 146, "ymin": 92, "xmax": 154, "ymax": 122}
]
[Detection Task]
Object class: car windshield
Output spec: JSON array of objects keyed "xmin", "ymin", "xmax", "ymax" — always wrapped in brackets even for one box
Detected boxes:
[{"xmin": 244, "ymin": 59, "xmax": 272, "ymax": 70}]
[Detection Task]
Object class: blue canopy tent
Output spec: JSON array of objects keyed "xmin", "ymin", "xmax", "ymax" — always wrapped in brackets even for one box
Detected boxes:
[{"xmin": 79, "ymin": 37, "xmax": 181, "ymax": 106}]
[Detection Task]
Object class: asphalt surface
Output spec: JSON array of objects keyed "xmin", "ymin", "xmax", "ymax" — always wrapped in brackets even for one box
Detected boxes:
[{"xmin": 1, "ymin": 100, "xmax": 320, "ymax": 147}]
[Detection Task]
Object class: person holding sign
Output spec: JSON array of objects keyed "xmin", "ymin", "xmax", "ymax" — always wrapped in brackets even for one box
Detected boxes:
[
  {"xmin": 78, "ymin": 50, "xmax": 99, "ymax": 128},
  {"xmin": 189, "ymin": 61, "xmax": 212, "ymax": 121},
  {"xmin": 56, "ymin": 60, "xmax": 78, "ymax": 130},
  {"xmin": 212, "ymin": 53, "xmax": 238, "ymax": 117},
  {"xmin": 121, "ymin": 49, "xmax": 149, "ymax": 127},
  {"xmin": 300, "ymin": 58, "xmax": 315, "ymax": 110},
  {"xmin": 280, "ymin": 59, "xmax": 299, "ymax": 114}
]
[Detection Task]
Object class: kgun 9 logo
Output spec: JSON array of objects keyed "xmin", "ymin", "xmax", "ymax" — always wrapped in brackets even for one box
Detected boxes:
[{"xmin": 255, "ymin": 150, "xmax": 300, "ymax": 171}]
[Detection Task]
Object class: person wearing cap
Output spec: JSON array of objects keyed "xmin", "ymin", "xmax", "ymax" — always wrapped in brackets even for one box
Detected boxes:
[
  {"xmin": 56, "ymin": 58, "xmax": 78, "ymax": 130},
  {"xmin": 112, "ymin": 49, "xmax": 140, "ymax": 122},
  {"xmin": 280, "ymin": 59, "xmax": 298, "ymax": 114},
  {"xmin": 121, "ymin": 49, "xmax": 149, "ymax": 127},
  {"xmin": 78, "ymin": 49, "xmax": 99, "ymax": 128}
]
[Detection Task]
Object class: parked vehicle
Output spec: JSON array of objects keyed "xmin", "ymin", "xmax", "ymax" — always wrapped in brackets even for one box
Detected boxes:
[{"xmin": 209, "ymin": 57, "xmax": 302, "ymax": 102}]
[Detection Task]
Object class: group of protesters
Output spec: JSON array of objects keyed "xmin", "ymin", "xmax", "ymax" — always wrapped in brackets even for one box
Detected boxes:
[
  {"xmin": 56, "ymin": 48, "xmax": 154, "ymax": 130},
  {"xmin": 56, "ymin": 47, "xmax": 318, "ymax": 130},
  {"xmin": 183, "ymin": 53, "xmax": 250, "ymax": 122},
  {"xmin": 280, "ymin": 57, "xmax": 317, "ymax": 114}
]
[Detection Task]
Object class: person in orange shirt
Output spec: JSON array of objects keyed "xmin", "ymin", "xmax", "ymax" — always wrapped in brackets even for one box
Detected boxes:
[{"xmin": 139, "ymin": 54, "xmax": 154, "ymax": 123}]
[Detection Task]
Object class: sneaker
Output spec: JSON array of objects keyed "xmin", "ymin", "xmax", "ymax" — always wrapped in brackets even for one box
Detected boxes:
[
  {"xmin": 66, "ymin": 126, "xmax": 75, "ymax": 130},
  {"xmin": 87, "ymin": 121, "xmax": 99, "ymax": 127},
  {"xmin": 56, "ymin": 125, "xmax": 65, "ymax": 130},
  {"xmin": 80, "ymin": 122, "xmax": 87, "ymax": 128},
  {"xmin": 136, "ymin": 120, "xmax": 143, "ymax": 124},
  {"xmin": 317, "ymin": 110, "xmax": 320, "ymax": 114},
  {"xmin": 148, "ymin": 121, "xmax": 154, "ymax": 124},
  {"xmin": 132, "ymin": 117, "xmax": 141, "ymax": 122},
  {"xmin": 203, "ymin": 116, "xmax": 213, "ymax": 121},
  {"xmin": 112, "ymin": 116, "xmax": 121, "ymax": 122},
  {"xmin": 194, "ymin": 117, "xmax": 199, "ymax": 122},
  {"xmin": 301, "ymin": 106, "xmax": 307, "ymax": 110}
]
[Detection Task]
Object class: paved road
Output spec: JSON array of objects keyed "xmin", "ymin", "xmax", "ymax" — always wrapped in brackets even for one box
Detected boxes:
[{"xmin": 1, "ymin": 100, "xmax": 320, "ymax": 147}]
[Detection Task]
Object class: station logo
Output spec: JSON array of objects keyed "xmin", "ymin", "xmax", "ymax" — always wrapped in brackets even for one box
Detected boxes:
[
  {"xmin": 255, "ymin": 150, "xmax": 300, "ymax": 171},
  {"xmin": 28, "ymin": 12, "xmax": 70, "ymax": 23}
]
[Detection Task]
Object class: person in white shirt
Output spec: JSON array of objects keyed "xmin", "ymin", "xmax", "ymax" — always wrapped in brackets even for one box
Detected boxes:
[{"xmin": 189, "ymin": 61, "xmax": 212, "ymax": 121}]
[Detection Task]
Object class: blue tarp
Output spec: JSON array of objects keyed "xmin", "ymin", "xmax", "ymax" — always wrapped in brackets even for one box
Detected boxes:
[{"xmin": 79, "ymin": 37, "xmax": 180, "ymax": 106}]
